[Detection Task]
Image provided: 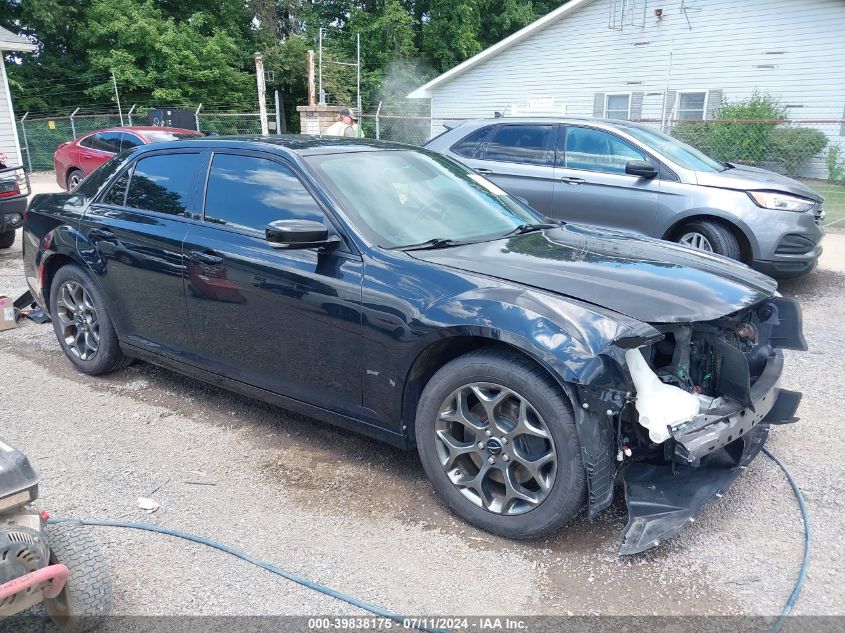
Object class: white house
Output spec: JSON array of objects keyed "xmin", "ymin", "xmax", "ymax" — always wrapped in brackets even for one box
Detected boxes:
[
  {"xmin": 409, "ymin": 0, "xmax": 845, "ymax": 177},
  {"xmin": 0, "ymin": 26, "xmax": 36, "ymax": 168}
]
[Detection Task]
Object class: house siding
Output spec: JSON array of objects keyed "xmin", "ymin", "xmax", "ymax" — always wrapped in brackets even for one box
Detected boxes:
[
  {"xmin": 427, "ymin": 0, "xmax": 845, "ymax": 178},
  {"xmin": 0, "ymin": 56, "xmax": 22, "ymax": 167}
]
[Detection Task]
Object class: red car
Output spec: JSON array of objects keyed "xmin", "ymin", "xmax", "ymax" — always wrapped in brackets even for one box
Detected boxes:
[{"xmin": 53, "ymin": 126, "xmax": 202, "ymax": 190}]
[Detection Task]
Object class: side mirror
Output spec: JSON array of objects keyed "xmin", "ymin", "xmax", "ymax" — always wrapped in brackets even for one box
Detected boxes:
[
  {"xmin": 266, "ymin": 219, "xmax": 340, "ymax": 250},
  {"xmin": 625, "ymin": 160, "xmax": 658, "ymax": 179}
]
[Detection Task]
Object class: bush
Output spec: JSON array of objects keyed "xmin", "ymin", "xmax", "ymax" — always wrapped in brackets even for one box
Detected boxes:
[
  {"xmin": 766, "ymin": 127, "xmax": 828, "ymax": 176},
  {"xmin": 705, "ymin": 91, "xmax": 785, "ymax": 164},
  {"xmin": 828, "ymin": 145, "xmax": 845, "ymax": 184}
]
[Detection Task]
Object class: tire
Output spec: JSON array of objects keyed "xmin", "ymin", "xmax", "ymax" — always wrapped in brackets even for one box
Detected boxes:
[
  {"xmin": 415, "ymin": 348, "xmax": 586, "ymax": 539},
  {"xmin": 0, "ymin": 229, "xmax": 14, "ymax": 249},
  {"xmin": 67, "ymin": 169, "xmax": 85, "ymax": 191},
  {"xmin": 675, "ymin": 220, "xmax": 742, "ymax": 261},
  {"xmin": 49, "ymin": 264, "xmax": 131, "ymax": 375},
  {"xmin": 44, "ymin": 523, "xmax": 113, "ymax": 633}
]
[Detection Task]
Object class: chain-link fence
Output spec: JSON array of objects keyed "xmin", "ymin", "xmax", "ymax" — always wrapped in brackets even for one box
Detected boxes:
[
  {"xmin": 14, "ymin": 107, "xmax": 845, "ymax": 229},
  {"xmin": 15, "ymin": 111, "xmax": 263, "ymax": 172}
]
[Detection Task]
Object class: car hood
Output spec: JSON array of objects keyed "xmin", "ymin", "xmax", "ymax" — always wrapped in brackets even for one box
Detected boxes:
[
  {"xmin": 409, "ymin": 225, "xmax": 777, "ymax": 323},
  {"xmin": 695, "ymin": 164, "xmax": 822, "ymax": 202}
]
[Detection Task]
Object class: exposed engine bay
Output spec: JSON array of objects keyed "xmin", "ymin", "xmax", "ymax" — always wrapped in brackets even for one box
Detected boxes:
[{"xmin": 575, "ymin": 296, "xmax": 807, "ymax": 554}]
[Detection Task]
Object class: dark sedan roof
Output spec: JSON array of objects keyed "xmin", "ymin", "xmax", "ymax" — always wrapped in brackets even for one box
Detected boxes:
[{"xmin": 177, "ymin": 134, "xmax": 416, "ymax": 156}]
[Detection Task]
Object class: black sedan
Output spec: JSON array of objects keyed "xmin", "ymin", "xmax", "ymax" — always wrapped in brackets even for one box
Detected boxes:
[{"xmin": 22, "ymin": 137, "xmax": 806, "ymax": 553}]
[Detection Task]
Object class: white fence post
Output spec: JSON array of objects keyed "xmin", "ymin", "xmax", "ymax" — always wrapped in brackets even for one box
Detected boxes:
[
  {"xmin": 126, "ymin": 104, "xmax": 136, "ymax": 127},
  {"xmin": 195, "ymin": 103, "xmax": 203, "ymax": 132},
  {"xmin": 69, "ymin": 107, "xmax": 80, "ymax": 139},
  {"xmin": 375, "ymin": 101, "xmax": 382, "ymax": 140}
]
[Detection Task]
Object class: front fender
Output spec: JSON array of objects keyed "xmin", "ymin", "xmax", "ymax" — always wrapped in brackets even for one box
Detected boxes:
[{"xmin": 423, "ymin": 286, "xmax": 659, "ymax": 386}]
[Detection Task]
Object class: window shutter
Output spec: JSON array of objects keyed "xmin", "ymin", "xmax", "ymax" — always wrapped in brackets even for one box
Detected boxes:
[
  {"xmin": 630, "ymin": 92, "xmax": 644, "ymax": 120},
  {"xmin": 663, "ymin": 90, "xmax": 677, "ymax": 121},
  {"xmin": 593, "ymin": 93, "xmax": 606, "ymax": 117},
  {"xmin": 706, "ymin": 89, "xmax": 723, "ymax": 119}
]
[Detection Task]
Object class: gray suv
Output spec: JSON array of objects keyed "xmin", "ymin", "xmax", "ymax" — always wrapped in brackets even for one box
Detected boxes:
[{"xmin": 425, "ymin": 118, "xmax": 825, "ymax": 278}]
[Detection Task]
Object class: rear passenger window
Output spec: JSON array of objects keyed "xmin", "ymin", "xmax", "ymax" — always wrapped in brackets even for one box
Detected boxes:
[
  {"xmin": 203, "ymin": 154, "xmax": 325, "ymax": 232},
  {"xmin": 451, "ymin": 126, "xmax": 493, "ymax": 159},
  {"xmin": 125, "ymin": 154, "xmax": 200, "ymax": 216},
  {"xmin": 102, "ymin": 171, "xmax": 129, "ymax": 206},
  {"xmin": 483, "ymin": 125, "xmax": 555, "ymax": 166}
]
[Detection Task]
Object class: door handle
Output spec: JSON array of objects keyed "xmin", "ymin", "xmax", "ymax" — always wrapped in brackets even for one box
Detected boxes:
[
  {"xmin": 560, "ymin": 176, "xmax": 586, "ymax": 185},
  {"xmin": 89, "ymin": 228, "xmax": 116, "ymax": 241},
  {"xmin": 188, "ymin": 250, "xmax": 224, "ymax": 265},
  {"xmin": 475, "ymin": 168, "xmax": 494, "ymax": 174}
]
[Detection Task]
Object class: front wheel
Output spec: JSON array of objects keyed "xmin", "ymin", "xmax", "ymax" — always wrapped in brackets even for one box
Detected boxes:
[
  {"xmin": 415, "ymin": 349, "xmax": 586, "ymax": 539},
  {"xmin": 44, "ymin": 523, "xmax": 113, "ymax": 633},
  {"xmin": 0, "ymin": 229, "xmax": 14, "ymax": 249},
  {"xmin": 675, "ymin": 220, "xmax": 742, "ymax": 261}
]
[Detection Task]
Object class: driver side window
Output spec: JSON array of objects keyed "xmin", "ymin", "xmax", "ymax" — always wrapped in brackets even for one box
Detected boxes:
[
  {"xmin": 203, "ymin": 154, "xmax": 325, "ymax": 234},
  {"xmin": 563, "ymin": 127, "xmax": 644, "ymax": 175}
]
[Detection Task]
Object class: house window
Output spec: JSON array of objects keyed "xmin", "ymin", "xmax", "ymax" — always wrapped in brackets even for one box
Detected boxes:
[
  {"xmin": 676, "ymin": 91, "xmax": 708, "ymax": 120},
  {"xmin": 605, "ymin": 94, "xmax": 631, "ymax": 120}
]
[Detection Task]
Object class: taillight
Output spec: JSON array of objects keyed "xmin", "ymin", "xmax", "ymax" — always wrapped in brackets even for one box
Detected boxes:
[{"xmin": 0, "ymin": 181, "xmax": 20, "ymax": 198}]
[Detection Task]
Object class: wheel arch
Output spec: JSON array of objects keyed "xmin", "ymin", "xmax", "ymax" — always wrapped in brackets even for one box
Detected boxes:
[
  {"xmin": 662, "ymin": 212, "xmax": 756, "ymax": 263},
  {"xmin": 400, "ymin": 335, "xmax": 576, "ymax": 447}
]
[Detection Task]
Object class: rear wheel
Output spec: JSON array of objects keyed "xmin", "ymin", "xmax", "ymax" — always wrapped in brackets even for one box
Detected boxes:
[
  {"xmin": 44, "ymin": 523, "xmax": 113, "ymax": 633},
  {"xmin": 415, "ymin": 349, "xmax": 586, "ymax": 539},
  {"xmin": 49, "ymin": 264, "xmax": 130, "ymax": 375},
  {"xmin": 0, "ymin": 229, "xmax": 14, "ymax": 249},
  {"xmin": 675, "ymin": 220, "xmax": 742, "ymax": 261},
  {"xmin": 67, "ymin": 169, "xmax": 85, "ymax": 190}
]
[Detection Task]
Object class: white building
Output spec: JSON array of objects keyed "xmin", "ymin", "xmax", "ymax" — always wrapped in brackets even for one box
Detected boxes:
[
  {"xmin": 409, "ymin": 0, "xmax": 845, "ymax": 177},
  {"xmin": 0, "ymin": 26, "xmax": 36, "ymax": 168}
]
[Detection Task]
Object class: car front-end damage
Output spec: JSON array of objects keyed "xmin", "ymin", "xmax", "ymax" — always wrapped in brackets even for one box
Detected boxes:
[{"xmin": 571, "ymin": 295, "xmax": 806, "ymax": 555}]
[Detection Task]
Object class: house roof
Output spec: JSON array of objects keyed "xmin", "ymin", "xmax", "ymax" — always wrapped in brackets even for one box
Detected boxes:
[
  {"xmin": 0, "ymin": 26, "xmax": 36, "ymax": 52},
  {"xmin": 408, "ymin": 0, "xmax": 594, "ymax": 98}
]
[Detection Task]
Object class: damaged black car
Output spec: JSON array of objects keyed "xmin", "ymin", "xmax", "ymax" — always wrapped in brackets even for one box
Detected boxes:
[{"xmin": 21, "ymin": 137, "xmax": 806, "ymax": 553}]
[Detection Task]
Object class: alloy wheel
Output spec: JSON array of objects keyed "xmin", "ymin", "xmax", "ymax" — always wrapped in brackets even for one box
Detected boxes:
[
  {"xmin": 678, "ymin": 231, "xmax": 714, "ymax": 252},
  {"xmin": 56, "ymin": 281, "xmax": 100, "ymax": 360},
  {"xmin": 69, "ymin": 173, "xmax": 82, "ymax": 189},
  {"xmin": 434, "ymin": 382, "xmax": 557, "ymax": 515}
]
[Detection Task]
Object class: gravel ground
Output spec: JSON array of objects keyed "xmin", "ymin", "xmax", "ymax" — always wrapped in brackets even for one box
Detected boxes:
[{"xmin": 0, "ymin": 173, "xmax": 842, "ymax": 621}]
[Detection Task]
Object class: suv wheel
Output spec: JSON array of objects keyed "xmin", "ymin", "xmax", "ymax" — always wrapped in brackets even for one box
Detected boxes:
[
  {"xmin": 415, "ymin": 349, "xmax": 586, "ymax": 539},
  {"xmin": 49, "ymin": 264, "xmax": 131, "ymax": 375},
  {"xmin": 675, "ymin": 220, "xmax": 742, "ymax": 260}
]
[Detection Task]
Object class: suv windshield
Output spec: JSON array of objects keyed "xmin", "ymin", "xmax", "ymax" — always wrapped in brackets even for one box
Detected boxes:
[
  {"xmin": 305, "ymin": 149, "xmax": 543, "ymax": 248},
  {"xmin": 616, "ymin": 124, "xmax": 724, "ymax": 172}
]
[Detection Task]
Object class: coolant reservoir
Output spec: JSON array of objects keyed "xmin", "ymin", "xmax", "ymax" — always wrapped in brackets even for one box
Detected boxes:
[{"xmin": 625, "ymin": 348, "xmax": 700, "ymax": 444}]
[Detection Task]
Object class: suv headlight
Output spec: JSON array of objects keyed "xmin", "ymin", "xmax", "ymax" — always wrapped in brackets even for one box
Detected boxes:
[{"xmin": 748, "ymin": 191, "xmax": 815, "ymax": 212}]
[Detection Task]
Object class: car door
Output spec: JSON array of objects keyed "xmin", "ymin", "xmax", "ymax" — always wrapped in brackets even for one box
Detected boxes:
[
  {"xmin": 79, "ymin": 150, "xmax": 203, "ymax": 359},
  {"xmin": 552, "ymin": 125, "xmax": 659, "ymax": 235},
  {"xmin": 78, "ymin": 132, "xmax": 121, "ymax": 175},
  {"xmin": 453, "ymin": 123, "xmax": 558, "ymax": 215},
  {"xmin": 182, "ymin": 151, "xmax": 364, "ymax": 417}
]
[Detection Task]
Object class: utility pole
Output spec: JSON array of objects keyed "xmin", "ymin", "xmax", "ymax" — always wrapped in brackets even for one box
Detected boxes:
[
  {"xmin": 111, "ymin": 71, "xmax": 124, "ymax": 125},
  {"xmin": 356, "ymin": 32, "xmax": 361, "ymax": 114},
  {"xmin": 307, "ymin": 50, "xmax": 316, "ymax": 106},
  {"xmin": 255, "ymin": 52, "xmax": 269, "ymax": 135},
  {"xmin": 274, "ymin": 90, "xmax": 282, "ymax": 135},
  {"xmin": 318, "ymin": 28, "xmax": 324, "ymax": 104}
]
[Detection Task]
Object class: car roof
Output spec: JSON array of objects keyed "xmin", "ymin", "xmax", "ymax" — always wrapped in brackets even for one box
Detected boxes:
[
  {"xmin": 448, "ymin": 116, "xmax": 652, "ymax": 128},
  {"xmin": 145, "ymin": 134, "xmax": 419, "ymax": 156},
  {"xmin": 79, "ymin": 126, "xmax": 201, "ymax": 137}
]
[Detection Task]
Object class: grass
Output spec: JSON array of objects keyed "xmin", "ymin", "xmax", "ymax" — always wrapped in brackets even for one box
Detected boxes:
[{"xmin": 799, "ymin": 180, "xmax": 845, "ymax": 228}]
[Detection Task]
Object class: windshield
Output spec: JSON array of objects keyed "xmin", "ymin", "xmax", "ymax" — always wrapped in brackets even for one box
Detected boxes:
[
  {"xmin": 305, "ymin": 150, "xmax": 543, "ymax": 248},
  {"xmin": 617, "ymin": 124, "xmax": 724, "ymax": 172}
]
